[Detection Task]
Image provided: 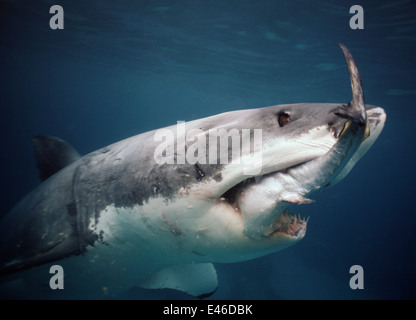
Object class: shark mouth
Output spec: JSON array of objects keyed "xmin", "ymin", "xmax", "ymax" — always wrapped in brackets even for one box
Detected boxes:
[{"xmin": 218, "ymin": 165, "xmax": 312, "ymax": 239}]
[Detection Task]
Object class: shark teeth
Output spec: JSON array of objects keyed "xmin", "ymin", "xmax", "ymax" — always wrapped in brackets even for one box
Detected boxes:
[
  {"xmin": 271, "ymin": 211, "xmax": 309, "ymax": 237},
  {"xmin": 281, "ymin": 193, "xmax": 315, "ymax": 204}
]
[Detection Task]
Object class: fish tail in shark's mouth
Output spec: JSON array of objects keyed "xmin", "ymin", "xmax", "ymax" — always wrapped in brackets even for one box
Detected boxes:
[{"xmin": 218, "ymin": 43, "xmax": 370, "ymax": 240}]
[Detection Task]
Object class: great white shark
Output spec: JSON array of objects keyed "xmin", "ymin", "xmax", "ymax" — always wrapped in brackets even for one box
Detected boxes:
[{"xmin": 0, "ymin": 44, "xmax": 386, "ymax": 298}]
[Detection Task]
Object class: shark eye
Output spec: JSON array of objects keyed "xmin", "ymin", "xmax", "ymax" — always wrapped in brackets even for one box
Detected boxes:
[{"xmin": 277, "ymin": 112, "xmax": 290, "ymax": 127}]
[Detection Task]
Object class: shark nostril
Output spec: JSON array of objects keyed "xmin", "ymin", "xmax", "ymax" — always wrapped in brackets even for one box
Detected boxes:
[{"xmin": 277, "ymin": 112, "xmax": 290, "ymax": 127}]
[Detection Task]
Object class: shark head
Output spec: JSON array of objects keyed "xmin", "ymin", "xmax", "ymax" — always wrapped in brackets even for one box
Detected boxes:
[{"xmin": 154, "ymin": 44, "xmax": 386, "ymax": 264}]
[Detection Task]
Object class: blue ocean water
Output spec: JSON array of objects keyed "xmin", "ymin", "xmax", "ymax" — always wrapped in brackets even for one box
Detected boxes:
[{"xmin": 0, "ymin": 0, "xmax": 415, "ymax": 299}]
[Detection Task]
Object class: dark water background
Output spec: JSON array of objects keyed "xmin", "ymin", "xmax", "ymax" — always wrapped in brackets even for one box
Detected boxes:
[{"xmin": 1, "ymin": 0, "xmax": 415, "ymax": 299}]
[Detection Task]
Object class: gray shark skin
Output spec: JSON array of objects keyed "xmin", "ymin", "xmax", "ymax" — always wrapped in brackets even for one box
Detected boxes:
[{"xmin": 0, "ymin": 44, "xmax": 386, "ymax": 298}]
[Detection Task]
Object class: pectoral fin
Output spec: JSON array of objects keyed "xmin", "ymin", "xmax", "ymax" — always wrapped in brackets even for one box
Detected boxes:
[{"xmin": 140, "ymin": 263, "xmax": 217, "ymax": 298}]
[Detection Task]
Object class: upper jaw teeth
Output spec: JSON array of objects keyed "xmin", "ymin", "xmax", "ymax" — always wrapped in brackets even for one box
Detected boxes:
[{"xmin": 280, "ymin": 192, "xmax": 314, "ymax": 204}]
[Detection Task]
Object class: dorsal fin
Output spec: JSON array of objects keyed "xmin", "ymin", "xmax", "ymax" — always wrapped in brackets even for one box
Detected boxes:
[{"xmin": 33, "ymin": 135, "xmax": 81, "ymax": 181}]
